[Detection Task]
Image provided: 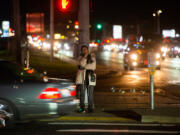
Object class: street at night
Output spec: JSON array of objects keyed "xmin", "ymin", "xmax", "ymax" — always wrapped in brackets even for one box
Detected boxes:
[
  {"xmin": 1, "ymin": 0, "xmax": 180, "ymax": 134},
  {"xmin": 56, "ymin": 50, "xmax": 180, "ymax": 109}
]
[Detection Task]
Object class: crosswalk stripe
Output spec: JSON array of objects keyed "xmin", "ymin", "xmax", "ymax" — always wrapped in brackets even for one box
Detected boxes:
[
  {"xmin": 49, "ymin": 122, "xmax": 176, "ymax": 127},
  {"xmin": 56, "ymin": 129, "xmax": 180, "ymax": 134}
]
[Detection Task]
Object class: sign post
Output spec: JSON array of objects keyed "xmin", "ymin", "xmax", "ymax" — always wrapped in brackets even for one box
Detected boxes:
[{"xmin": 148, "ymin": 52, "xmax": 156, "ymax": 110}]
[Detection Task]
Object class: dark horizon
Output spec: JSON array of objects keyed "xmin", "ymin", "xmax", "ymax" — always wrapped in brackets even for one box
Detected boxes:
[{"xmin": 0, "ymin": 0, "xmax": 180, "ymax": 34}]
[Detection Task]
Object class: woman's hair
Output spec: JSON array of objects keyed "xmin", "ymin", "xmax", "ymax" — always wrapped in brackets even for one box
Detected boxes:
[{"xmin": 81, "ymin": 45, "xmax": 88, "ymax": 52}]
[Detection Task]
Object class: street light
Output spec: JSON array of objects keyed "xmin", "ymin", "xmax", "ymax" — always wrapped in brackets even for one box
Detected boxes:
[
  {"xmin": 157, "ymin": 9, "xmax": 162, "ymax": 15},
  {"xmin": 153, "ymin": 9, "xmax": 163, "ymax": 35}
]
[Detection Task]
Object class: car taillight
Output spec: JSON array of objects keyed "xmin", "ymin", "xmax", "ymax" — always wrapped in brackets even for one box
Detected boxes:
[
  {"xmin": 70, "ymin": 91, "xmax": 76, "ymax": 96},
  {"xmin": 37, "ymin": 88, "xmax": 62, "ymax": 99},
  {"xmin": 69, "ymin": 85, "xmax": 76, "ymax": 96},
  {"xmin": 144, "ymin": 60, "xmax": 148, "ymax": 65}
]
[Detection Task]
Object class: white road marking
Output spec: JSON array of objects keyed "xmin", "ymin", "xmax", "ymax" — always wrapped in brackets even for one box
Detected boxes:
[
  {"xmin": 56, "ymin": 129, "xmax": 179, "ymax": 134},
  {"xmin": 49, "ymin": 122, "xmax": 176, "ymax": 127}
]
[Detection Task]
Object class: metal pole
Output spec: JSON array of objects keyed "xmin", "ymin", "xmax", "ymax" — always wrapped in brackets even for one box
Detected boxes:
[
  {"xmin": 50, "ymin": 0, "xmax": 54, "ymax": 63},
  {"xmin": 78, "ymin": 0, "xmax": 90, "ymax": 56},
  {"xmin": 26, "ymin": 50, "xmax": 30, "ymax": 69},
  {"xmin": 13, "ymin": 0, "xmax": 22, "ymax": 65},
  {"xmin": 78, "ymin": 0, "xmax": 90, "ymax": 106},
  {"xmin": 150, "ymin": 74, "xmax": 154, "ymax": 110},
  {"xmin": 157, "ymin": 15, "xmax": 160, "ymax": 35}
]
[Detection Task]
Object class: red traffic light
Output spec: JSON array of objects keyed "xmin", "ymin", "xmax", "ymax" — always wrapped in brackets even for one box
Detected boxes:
[
  {"xmin": 74, "ymin": 21, "xmax": 79, "ymax": 25},
  {"xmin": 74, "ymin": 21, "xmax": 79, "ymax": 29},
  {"xmin": 58, "ymin": 0, "xmax": 71, "ymax": 12}
]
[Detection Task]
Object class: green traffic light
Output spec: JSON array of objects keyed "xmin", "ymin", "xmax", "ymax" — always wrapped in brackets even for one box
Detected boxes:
[
  {"xmin": 96, "ymin": 24, "xmax": 102, "ymax": 30},
  {"xmin": 97, "ymin": 39, "xmax": 101, "ymax": 43}
]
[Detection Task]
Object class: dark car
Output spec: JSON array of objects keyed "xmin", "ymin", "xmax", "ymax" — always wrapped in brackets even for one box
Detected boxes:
[
  {"xmin": 0, "ymin": 60, "xmax": 78, "ymax": 127},
  {"xmin": 124, "ymin": 44, "xmax": 161, "ymax": 70}
]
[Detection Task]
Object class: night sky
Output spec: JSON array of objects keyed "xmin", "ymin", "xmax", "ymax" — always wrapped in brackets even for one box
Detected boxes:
[
  {"xmin": 93, "ymin": 0, "xmax": 180, "ymax": 31},
  {"xmin": 0, "ymin": 0, "xmax": 180, "ymax": 33}
]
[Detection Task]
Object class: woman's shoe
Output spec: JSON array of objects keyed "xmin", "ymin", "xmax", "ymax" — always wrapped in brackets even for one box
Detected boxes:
[
  {"xmin": 78, "ymin": 108, "xmax": 86, "ymax": 113},
  {"xmin": 88, "ymin": 108, "xmax": 94, "ymax": 113}
]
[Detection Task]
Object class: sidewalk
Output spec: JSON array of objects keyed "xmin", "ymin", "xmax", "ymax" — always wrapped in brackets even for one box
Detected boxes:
[
  {"xmin": 135, "ymin": 108, "xmax": 180, "ymax": 124},
  {"xmin": 54, "ymin": 107, "xmax": 180, "ymax": 124},
  {"xmin": 56, "ymin": 108, "xmax": 138, "ymax": 123}
]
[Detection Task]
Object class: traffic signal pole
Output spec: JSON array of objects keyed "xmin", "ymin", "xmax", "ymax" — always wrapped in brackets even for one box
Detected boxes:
[
  {"xmin": 50, "ymin": 0, "xmax": 54, "ymax": 63},
  {"xmin": 13, "ymin": 0, "xmax": 22, "ymax": 65},
  {"xmin": 78, "ymin": 0, "xmax": 90, "ymax": 105},
  {"xmin": 78, "ymin": 0, "xmax": 90, "ymax": 56}
]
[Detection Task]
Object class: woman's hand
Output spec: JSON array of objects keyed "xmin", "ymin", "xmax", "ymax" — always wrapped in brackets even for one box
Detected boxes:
[{"xmin": 84, "ymin": 53, "xmax": 88, "ymax": 58}]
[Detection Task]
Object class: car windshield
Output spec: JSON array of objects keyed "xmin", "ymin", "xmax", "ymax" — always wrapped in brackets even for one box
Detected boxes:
[
  {"xmin": 131, "ymin": 44, "xmax": 145, "ymax": 50},
  {"xmin": 129, "ymin": 43, "xmax": 159, "ymax": 51}
]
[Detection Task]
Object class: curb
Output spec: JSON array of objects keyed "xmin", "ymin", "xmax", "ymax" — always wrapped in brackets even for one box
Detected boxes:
[
  {"xmin": 55, "ymin": 116, "xmax": 136, "ymax": 123},
  {"xmin": 142, "ymin": 115, "xmax": 180, "ymax": 124}
]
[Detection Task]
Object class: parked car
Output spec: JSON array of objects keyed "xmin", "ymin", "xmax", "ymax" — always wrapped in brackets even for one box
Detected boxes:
[{"xmin": 0, "ymin": 60, "xmax": 78, "ymax": 127}]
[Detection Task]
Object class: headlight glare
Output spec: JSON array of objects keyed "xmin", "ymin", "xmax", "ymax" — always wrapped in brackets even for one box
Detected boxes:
[
  {"xmin": 156, "ymin": 53, "xmax": 160, "ymax": 59},
  {"xmin": 131, "ymin": 54, "xmax": 137, "ymax": 60}
]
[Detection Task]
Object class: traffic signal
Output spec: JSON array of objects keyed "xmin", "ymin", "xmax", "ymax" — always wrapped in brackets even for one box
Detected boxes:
[
  {"xmin": 58, "ymin": 0, "xmax": 71, "ymax": 12},
  {"xmin": 96, "ymin": 39, "xmax": 101, "ymax": 44},
  {"xmin": 96, "ymin": 24, "xmax": 102, "ymax": 30},
  {"xmin": 74, "ymin": 21, "xmax": 79, "ymax": 29}
]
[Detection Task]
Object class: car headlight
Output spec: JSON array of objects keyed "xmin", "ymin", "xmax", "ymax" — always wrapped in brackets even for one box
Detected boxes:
[
  {"xmin": 156, "ymin": 53, "xmax": 160, "ymax": 59},
  {"xmin": 161, "ymin": 47, "xmax": 167, "ymax": 52},
  {"xmin": 54, "ymin": 42, "xmax": 62, "ymax": 49},
  {"xmin": 132, "ymin": 62, "xmax": 137, "ymax": 66},
  {"xmin": 64, "ymin": 43, "xmax": 70, "ymax": 50},
  {"xmin": 131, "ymin": 54, "xmax": 137, "ymax": 60},
  {"xmin": 156, "ymin": 61, "xmax": 160, "ymax": 65}
]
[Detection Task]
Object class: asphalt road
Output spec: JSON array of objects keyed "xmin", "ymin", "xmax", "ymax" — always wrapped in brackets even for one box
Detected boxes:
[
  {"xmin": 94, "ymin": 50, "xmax": 180, "ymax": 109},
  {"xmin": 57, "ymin": 49, "xmax": 180, "ymax": 103},
  {"xmin": 55, "ymin": 49, "xmax": 180, "ymax": 108},
  {"xmin": 96, "ymin": 51, "xmax": 180, "ymax": 94},
  {"xmin": 1, "ymin": 121, "xmax": 180, "ymax": 135}
]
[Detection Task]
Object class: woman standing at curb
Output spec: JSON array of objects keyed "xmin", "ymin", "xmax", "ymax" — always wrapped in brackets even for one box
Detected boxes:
[{"xmin": 76, "ymin": 45, "xmax": 96, "ymax": 113}]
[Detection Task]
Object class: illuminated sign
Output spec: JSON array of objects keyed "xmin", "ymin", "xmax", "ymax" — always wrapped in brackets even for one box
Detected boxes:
[
  {"xmin": 113, "ymin": 25, "xmax": 122, "ymax": 39},
  {"xmin": 26, "ymin": 13, "xmax": 44, "ymax": 34},
  {"xmin": 54, "ymin": 33, "xmax": 61, "ymax": 39},
  {"xmin": 2, "ymin": 21, "xmax": 10, "ymax": 37},
  {"xmin": 2, "ymin": 21, "xmax": 10, "ymax": 30},
  {"xmin": 162, "ymin": 29, "xmax": 176, "ymax": 38}
]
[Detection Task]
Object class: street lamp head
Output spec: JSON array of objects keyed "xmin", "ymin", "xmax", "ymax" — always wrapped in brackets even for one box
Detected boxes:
[
  {"xmin": 153, "ymin": 13, "xmax": 156, "ymax": 17},
  {"xmin": 157, "ymin": 9, "xmax": 162, "ymax": 15}
]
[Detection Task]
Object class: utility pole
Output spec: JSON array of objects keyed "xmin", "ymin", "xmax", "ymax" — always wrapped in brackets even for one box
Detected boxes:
[
  {"xmin": 13, "ymin": 0, "xmax": 22, "ymax": 65},
  {"xmin": 157, "ymin": 15, "xmax": 160, "ymax": 35},
  {"xmin": 78, "ymin": 0, "xmax": 90, "ymax": 105},
  {"xmin": 78, "ymin": 0, "xmax": 90, "ymax": 56},
  {"xmin": 153, "ymin": 10, "xmax": 162, "ymax": 35},
  {"xmin": 50, "ymin": 0, "xmax": 54, "ymax": 63}
]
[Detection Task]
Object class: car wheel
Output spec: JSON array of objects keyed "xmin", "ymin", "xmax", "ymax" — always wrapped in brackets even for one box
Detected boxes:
[
  {"xmin": 156, "ymin": 66, "xmax": 161, "ymax": 70},
  {"xmin": 124, "ymin": 65, "xmax": 128, "ymax": 70},
  {"xmin": 0, "ymin": 99, "xmax": 17, "ymax": 127},
  {"xmin": 129, "ymin": 66, "xmax": 135, "ymax": 71}
]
